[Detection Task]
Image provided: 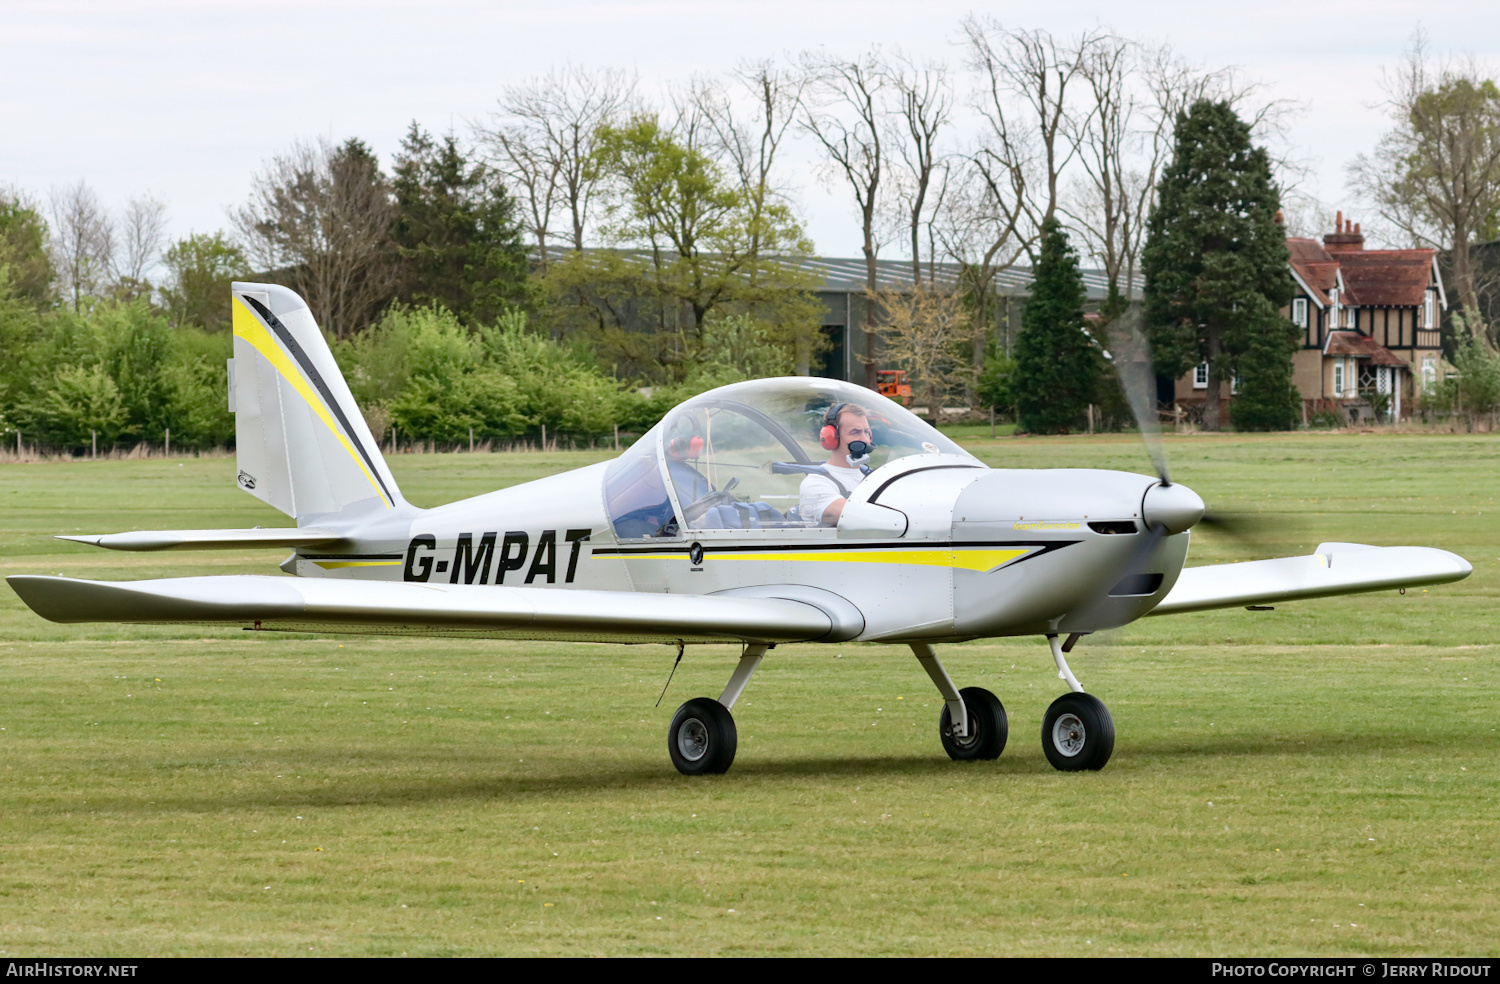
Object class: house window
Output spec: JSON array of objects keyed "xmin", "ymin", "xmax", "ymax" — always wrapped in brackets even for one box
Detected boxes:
[
  {"xmin": 1424, "ymin": 292, "xmax": 1435, "ymax": 328},
  {"xmin": 1346, "ymin": 307, "xmax": 1357, "ymax": 329},
  {"xmin": 1333, "ymin": 360, "xmax": 1345, "ymax": 397},
  {"xmin": 1292, "ymin": 297, "xmax": 1308, "ymax": 327},
  {"xmin": 1422, "ymin": 356, "xmax": 1436, "ymax": 394},
  {"xmin": 1193, "ymin": 363, "xmax": 1208, "ymax": 389}
]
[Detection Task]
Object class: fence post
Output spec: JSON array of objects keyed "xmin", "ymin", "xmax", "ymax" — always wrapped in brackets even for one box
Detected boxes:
[
  {"xmin": 92, "ymin": 430, "xmax": 97, "ymax": 459},
  {"xmin": 1087, "ymin": 404, "xmax": 1094, "ymax": 435},
  {"xmin": 165, "ymin": 427, "xmax": 170, "ymax": 457},
  {"xmin": 989, "ymin": 407, "xmax": 995, "ymax": 439},
  {"xmin": 613, "ymin": 423, "xmax": 619, "ymax": 452},
  {"xmin": 541, "ymin": 424, "xmax": 546, "ymax": 450},
  {"xmin": 469, "ymin": 426, "xmax": 474, "ymax": 453}
]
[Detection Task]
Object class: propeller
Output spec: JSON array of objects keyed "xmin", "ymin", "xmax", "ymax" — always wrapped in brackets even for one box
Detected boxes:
[
  {"xmin": 1105, "ymin": 305, "xmax": 1173, "ymax": 488},
  {"xmin": 1105, "ymin": 304, "xmax": 1269, "ymax": 545}
]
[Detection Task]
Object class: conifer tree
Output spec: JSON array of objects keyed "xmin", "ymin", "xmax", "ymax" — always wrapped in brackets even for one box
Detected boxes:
[
  {"xmin": 1231, "ymin": 293, "xmax": 1303, "ymax": 430},
  {"xmin": 392, "ymin": 123, "xmax": 531, "ymax": 325},
  {"xmin": 1142, "ymin": 100, "xmax": 1295, "ymax": 431},
  {"xmin": 1015, "ymin": 219, "xmax": 1099, "ymax": 433}
]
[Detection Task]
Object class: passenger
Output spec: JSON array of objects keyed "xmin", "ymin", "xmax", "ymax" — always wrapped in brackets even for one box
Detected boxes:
[{"xmin": 800, "ymin": 403, "xmax": 874, "ymax": 527}]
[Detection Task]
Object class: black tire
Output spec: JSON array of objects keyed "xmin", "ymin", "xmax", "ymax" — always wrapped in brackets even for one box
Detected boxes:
[
  {"xmin": 667, "ymin": 697, "xmax": 738, "ymax": 775},
  {"xmin": 939, "ymin": 686, "xmax": 1008, "ymax": 761},
  {"xmin": 1041, "ymin": 692, "xmax": 1115, "ymax": 771}
]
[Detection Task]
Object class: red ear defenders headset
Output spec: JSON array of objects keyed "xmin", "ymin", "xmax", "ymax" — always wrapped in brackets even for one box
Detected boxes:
[
  {"xmin": 819, "ymin": 403, "xmax": 847, "ymax": 451},
  {"xmin": 668, "ymin": 417, "xmax": 705, "ymax": 459}
]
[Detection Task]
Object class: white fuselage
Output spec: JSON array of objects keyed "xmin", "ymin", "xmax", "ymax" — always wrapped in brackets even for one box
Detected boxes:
[{"xmin": 290, "ymin": 454, "xmax": 1195, "ymax": 645}]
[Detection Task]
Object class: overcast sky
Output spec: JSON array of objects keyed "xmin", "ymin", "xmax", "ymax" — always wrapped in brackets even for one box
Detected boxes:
[{"xmin": 3, "ymin": 0, "xmax": 1497, "ymax": 263}]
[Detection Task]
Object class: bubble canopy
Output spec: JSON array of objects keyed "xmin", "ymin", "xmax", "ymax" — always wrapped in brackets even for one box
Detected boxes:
[{"xmin": 603, "ymin": 377, "xmax": 978, "ymax": 538}]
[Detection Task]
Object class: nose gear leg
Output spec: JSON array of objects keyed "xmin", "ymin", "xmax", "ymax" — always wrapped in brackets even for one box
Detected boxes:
[{"xmin": 1048, "ymin": 633, "xmax": 1085, "ymax": 694}]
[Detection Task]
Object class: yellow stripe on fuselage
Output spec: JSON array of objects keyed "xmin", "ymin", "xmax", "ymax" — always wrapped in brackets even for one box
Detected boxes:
[
  {"xmin": 625, "ymin": 547, "xmax": 1030, "ymax": 573},
  {"xmin": 232, "ymin": 297, "xmax": 390, "ymax": 508}
]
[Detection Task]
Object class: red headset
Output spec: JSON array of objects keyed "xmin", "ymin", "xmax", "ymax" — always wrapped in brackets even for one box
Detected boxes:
[
  {"xmin": 668, "ymin": 416, "xmax": 705, "ymax": 459},
  {"xmin": 669, "ymin": 435, "xmax": 704, "ymax": 459},
  {"xmin": 819, "ymin": 403, "xmax": 847, "ymax": 451}
]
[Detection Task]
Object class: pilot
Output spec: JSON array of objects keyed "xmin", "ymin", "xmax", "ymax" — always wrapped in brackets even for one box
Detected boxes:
[{"xmin": 801, "ymin": 403, "xmax": 874, "ymax": 527}]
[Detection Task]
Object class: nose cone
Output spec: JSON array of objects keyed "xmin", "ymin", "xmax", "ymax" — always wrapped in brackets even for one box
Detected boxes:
[{"xmin": 1142, "ymin": 482, "xmax": 1205, "ymax": 535}]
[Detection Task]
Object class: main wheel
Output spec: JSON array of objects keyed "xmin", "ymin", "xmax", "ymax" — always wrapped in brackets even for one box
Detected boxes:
[
  {"xmin": 939, "ymin": 686, "xmax": 1008, "ymax": 761},
  {"xmin": 667, "ymin": 697, "xmax": 738, "ymax": 775},
  {"xmin": 1041, "ymin": 692, "xmax": 1115, "ymax": 771}
]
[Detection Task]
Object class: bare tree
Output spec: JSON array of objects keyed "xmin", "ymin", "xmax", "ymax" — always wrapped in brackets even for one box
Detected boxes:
[
  {"xmin": 687, "ymin": 62, "xmax": 822, "ymax": 372},
  {"xmin": 962, "ymin": 18, "xmax": 1110, "ymax": 237},
  {"xmin": 1061, "ymin": 36, "xmax": 1137, "ymax": 301},
  {"xmin": 1063, "ymin": 39, "xmax": 1299, "ymax": 306},
  {"xmin": 1349, "ymin": 31, "xmax": 1500, "ymax": 338},
  {"xmin": 482, "ymin": 122, "xmax": 562, "ymax": 266},
  {"xmin": 233, "ymin": 138, "xmax": 396, "ymax": 339},
  {"xmin": 800, "ymin": 48, "xmax": 892, "ymax": 389},
  {"xmin": 114, "ymin": 195, "xmax": 168, "ymax": 291},
  {"xmin": 932, "ymin": 157, "xmax": 1030, "ymax": 366},
  {"xmin": 479, "ymin": 64, "xmax": 637, "ymax": 262},
  {"xmin": 49, "ymin": 181, "xmax": 114, "ymax": 311},
  {"xmin": 885, "ymin": 52, "xmax": 954, "ymax": 285},
  {"xmin": 691, "ymin": 60, "xmax": 810, "ymax": 260},
  {"xmin": 1142, "ymin": 44, "xmax": 1306, "ymax": 198}
]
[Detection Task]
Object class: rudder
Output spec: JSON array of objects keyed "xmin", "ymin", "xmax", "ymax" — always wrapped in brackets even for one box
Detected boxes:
[{"xmin": 229, "ymin": 282, "xmax": 404, "ymax": 524}]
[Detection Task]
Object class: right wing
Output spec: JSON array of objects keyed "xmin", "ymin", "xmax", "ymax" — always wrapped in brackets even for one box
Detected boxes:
[
  {"xmin": 1149, "ymin": 542, "xmax": 1471, "ymax": 616},
  {"xmin": 6, "ymin": 574, "xmax": 852, "ymax": 645}
]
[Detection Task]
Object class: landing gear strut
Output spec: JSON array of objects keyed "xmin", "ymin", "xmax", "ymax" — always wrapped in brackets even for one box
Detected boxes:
[
  {"xmin": 1040, "ymin": 634, "xmax": 1114, "ymax": 771},
  {"xmin": 666, "ymin": 644, "xmax": 766, "ymax": 776},
  {"xmin": 912, "ymin": 643, "xmax": 1008, "ymax": 761}
]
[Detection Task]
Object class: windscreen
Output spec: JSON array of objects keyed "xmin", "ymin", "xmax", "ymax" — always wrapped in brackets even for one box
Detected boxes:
[{"xmin": 658, "ymin": 378, "xmax": 976, "ymax": 532}]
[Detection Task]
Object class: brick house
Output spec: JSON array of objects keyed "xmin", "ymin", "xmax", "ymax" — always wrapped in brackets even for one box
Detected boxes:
[{"xmin": 1173, "ymin": 213, "xmax": 1447, "ymax": 423}]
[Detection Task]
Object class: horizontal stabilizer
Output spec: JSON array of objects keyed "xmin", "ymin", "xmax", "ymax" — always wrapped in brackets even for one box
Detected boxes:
[
  {"xmin": 1149, "ymin": 542, "xmax": 1471, "ymax": 616},
  {"xmin": 5, "ymin": 575, "xmax": 847, "ymax": 645},
  {"xmin": 57, "ymin": 529, "xmax": 345, "ymax": 552}
]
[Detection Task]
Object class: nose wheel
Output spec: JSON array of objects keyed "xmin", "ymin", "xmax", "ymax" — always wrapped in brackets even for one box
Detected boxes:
[{"xmin": 1041, "ymin": 692, "xmax": 1115, "ymax": 771}]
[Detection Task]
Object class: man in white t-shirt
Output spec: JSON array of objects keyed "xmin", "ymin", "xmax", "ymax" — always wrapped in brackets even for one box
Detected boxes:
[{"xmin": 800, "ymin": 403, "xmax": 874, "ymax": 526}]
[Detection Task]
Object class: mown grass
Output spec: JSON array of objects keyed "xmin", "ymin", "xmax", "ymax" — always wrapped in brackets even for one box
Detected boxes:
[{"xmin": 0, "ymin": 432, "xmax": 1496, "ymax": 956}]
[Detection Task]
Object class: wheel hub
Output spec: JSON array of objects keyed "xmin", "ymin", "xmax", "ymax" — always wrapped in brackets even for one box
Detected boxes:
[
  {"xmin": 1052, "ymin": 712, "xmax": 1086, "ymax": 757},
  {"xmin": 677, "ymin": 718, "xmax": 709, "ymax": 762}
]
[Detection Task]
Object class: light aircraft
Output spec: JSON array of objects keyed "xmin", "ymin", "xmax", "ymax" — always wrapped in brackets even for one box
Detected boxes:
[{"xmin": 7, "ymin": 283, "xmax": 1474, "ymax": 775}]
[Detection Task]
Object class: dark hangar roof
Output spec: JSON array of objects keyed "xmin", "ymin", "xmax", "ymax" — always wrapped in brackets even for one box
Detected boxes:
[
  {"xmin": 537, "ymin": 246, "xmax": 1136, "ymax": 302},
  {"xmin": 789, "ymin": 255, "xmax": 1136, "ymax": 302}
]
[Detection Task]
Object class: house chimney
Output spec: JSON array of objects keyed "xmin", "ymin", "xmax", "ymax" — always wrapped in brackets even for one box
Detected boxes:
[{"xmin": 1324, "ymin": 211, "xmax": 1366, "ymax": 252}]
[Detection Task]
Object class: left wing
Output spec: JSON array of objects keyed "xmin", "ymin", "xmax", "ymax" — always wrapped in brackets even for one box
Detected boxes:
[
  {"xmin": 1149, "ymin": 542, "xmax": 1471, "ymax": 616},
  {"xmin": 6, "ymin": 574, "xmax": 851, "ymax": 645},
  {"xmin": 56, "ymin": 528, "xmax": 344, "ymax": 551}
]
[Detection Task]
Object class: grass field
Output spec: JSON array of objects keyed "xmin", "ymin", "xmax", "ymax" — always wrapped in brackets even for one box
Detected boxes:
[{"xmin": 1, "ymin": 432, "xmax": 1497, "ymax": 956}]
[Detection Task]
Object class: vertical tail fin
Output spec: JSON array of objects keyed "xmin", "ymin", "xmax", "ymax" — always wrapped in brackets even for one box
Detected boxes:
[{"xmin": 229, "ymin": 282, "xmax": 404, "ymax": 524}]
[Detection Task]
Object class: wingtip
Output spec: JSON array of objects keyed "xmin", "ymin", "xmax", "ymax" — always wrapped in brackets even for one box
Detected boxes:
[{"xmin": 55, "ymin": 534, "xmax": 103, "ymax": 546}]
